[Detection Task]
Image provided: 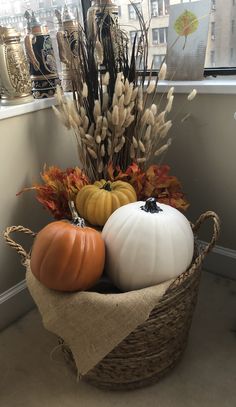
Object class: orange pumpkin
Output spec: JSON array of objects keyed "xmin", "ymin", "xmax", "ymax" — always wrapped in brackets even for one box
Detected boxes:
[{"xmin": 30, "ymin": 202, "xmax": 105, "ymax": 292}]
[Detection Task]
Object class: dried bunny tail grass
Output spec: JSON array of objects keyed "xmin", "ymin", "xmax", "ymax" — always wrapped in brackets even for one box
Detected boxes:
[
  {"xmin": 160, "ymin": 120, "xmax": 173, "ymax": 139},
  {"xmin": 87, "ymin": 147, "xmax": 98, "ymax": 159},
  {"xmin": 112, "ymin": 93, "xmax": 119, "ymax": 107},
  {"xmin": 154, "ymin": 144, "xmax": 169, "ymax": 157},
  {"xmin": 83, "ymin": 116, "xmax": 89, "ymax": 132},
  {"xmin": 159, "ymin": 62, "xmax": 167, "ymax": 80},
  {"xmin": 97, "ymin": 160, "xmax": 104, "ymax": 173},
  {"xmin": 118, "ymin": 94, "xmax": 125, "ymax": 108},
  {"xmin": 112, "ymin": 105, "xmax": 119, "ymax": 126},
  {"xmin": 100, "ymin": 143, "xmax": 105, "ymax": 157},
  {"xmin": 167, "ymin": 86, "xmax": 175, "ymax": 99},
  {"xmin": 102, "ymin": 72, "xmax": 110, "ymax": 86},
  {"xmin": 137, "ymin": 87, "xmax": 143, "ymax": 111},
  {"xmin": 55, "ymin": 84, "xmax": 64, "ymax": 104},
  {"xmin": 146, "ymin": 110, "xmax": 155, "ymax": 126},
  {"xmin": 187, "ymin": 89, "xmax": 197, "ymax": 101},
  {"xmin": 181, "ymin": 113, "xmax": 191, "ymax": 123},
  {"xmin": 132, "ymin": 136, "xmax": 138, "ymax": 148},
  {"xmin": 52, "ymin": 105, "xmax": 71, "ymax": 129},
  {"xmin": 102, "ymin": 93, "xmax": 109, "ymax": 112},
  {"xmin": 124, "ymin": 84, "xmax": 133, "ymax": 106},
  {"xmin": 130, "ymin": 144, "xmax": 135, "ymax": 159},
  {"xmin": 138, "ymin": 140, "xmax": 146, "ymax": 153},
  {"xmin": 66, "ymin": 99, "xmax": 81, "ymax": 126},
  {"xmin": 85, "ymin": 134, "xmax": 95, "ymax": 143},
  {"xmin": 88, "ymin": 123, "xmax": 95, "ymax": 136},
  {"xmin": 82, "ymin": 82, "xmax": 88, "ymax": 98},
  {"xmin": 146, "ymin": 81, "xmax": 156, "ymax": 94},
  {"xmin": 115, "ymin": 80, "xmax": 123, "ymax": 98},
  {"xmin": 156, "ymin": 110, "xmax": 166, "ymax": 124},
  {"xmin": 124, "ymin": 114, "xmax": 135, "ymax": 127},
  {"xmin": 119, "ymin": 108, "xmax": 127, "ymax": 127},
  {"xmin": 165, "ymin": 95, "xmax": 174, "ymax": 113},
  {"xmin": 131, "ymin": 87, "xmax": 139, "ymax": 101},
  {"xmin": 143, "ymin": 124, "xmax": 152, "ymax": 141},
  {"xmin": 93, "ymin": 100, "xmax": 101, "ymax": 120},
  {"xmin": 80, "ymin": 106, "xmax": 86, "ymax": 119},
  {"xmin": 150, "ymin": 104, "xmax": 157, "ymax": 116},
  {"xmin": 107, "ymin": 138, "xmax": 112, "ymax": 155},
  {"xmin": 137, "ymin": 157, "xmax": 146, "ymax": 163}
]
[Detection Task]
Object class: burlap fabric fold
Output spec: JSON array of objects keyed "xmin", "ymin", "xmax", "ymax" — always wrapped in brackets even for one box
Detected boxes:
[{"xmin": 26, "ymin": 260, "xmax": 173, "ymax": 376}]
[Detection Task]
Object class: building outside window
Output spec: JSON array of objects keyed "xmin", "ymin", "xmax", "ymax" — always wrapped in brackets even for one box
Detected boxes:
[
  {"xmin": 130, "ymin": 30, "xmax": 142, "ymax": 45},
  {"xmin": 211, "ymin": 0, "xmax": 216, "ymax": 10},
  {"xmin": 150, "ymin": 0, "xmax": 169, "ymax": 17},
  {"xmin": 210, "ymin": 50, "xmax": 216, "ymax": 66},
  {"xmin": 231, "ymin": 19, "xmax": 235, "ymax": 34},
  {"xmin": 128, "ymin": 3, "xmax": 141, "ymax": 20},
  {"xmin": 153, "ymin": 54, "xmax": 165, "ymax": 68},
  {"xmin": 211, "ymin": 21, "xmax": 216, "ymax": 40},
  {"xmin": 152, "ymin": 27, "xmax": 168, "ymax": 44}
]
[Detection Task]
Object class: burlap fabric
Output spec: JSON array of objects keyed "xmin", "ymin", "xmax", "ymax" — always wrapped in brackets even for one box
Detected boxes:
[{"xmin": 25, "ymin": 259, "xmax": 173, "ymax": 376}]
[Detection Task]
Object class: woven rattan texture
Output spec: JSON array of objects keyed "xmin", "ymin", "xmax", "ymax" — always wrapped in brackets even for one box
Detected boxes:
[{"xmin": 60, "ymin": 260, "xmax": 201, "ymax": 390}]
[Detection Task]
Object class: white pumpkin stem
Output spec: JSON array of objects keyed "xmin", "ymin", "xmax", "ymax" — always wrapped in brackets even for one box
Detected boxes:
[{"xmin": 141, "ymin": 197, "xmax": 163, "ymax": 214}]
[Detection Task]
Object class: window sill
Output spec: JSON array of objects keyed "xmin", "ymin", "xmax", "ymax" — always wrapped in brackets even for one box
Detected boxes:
[{"xmin": 0, "ymin": 78, "xmax": 236, "ymax": 121}]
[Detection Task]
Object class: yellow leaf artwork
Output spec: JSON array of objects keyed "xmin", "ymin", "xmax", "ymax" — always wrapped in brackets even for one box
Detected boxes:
[{"xmin": 174, "ymin": 10, "xmax": 199, "ymax": 49}]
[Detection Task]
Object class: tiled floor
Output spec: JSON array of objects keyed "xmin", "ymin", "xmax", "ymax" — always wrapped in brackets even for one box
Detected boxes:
[{"xmin": 0, "ymin": 271, "xmax": 236, "ymax": 407}]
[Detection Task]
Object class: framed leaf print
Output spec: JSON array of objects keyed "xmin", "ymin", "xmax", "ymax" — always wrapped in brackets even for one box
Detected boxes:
[{"xmin": 166, "ymin": 0, "xmax": 211, "ymax": 80}]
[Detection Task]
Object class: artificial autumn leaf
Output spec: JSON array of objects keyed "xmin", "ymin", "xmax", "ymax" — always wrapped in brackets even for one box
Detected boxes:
[
  {"xmin": 174, "ymin": 10, "xmax": 199, "ymax": 49},
  {"xmin": 107, "ymin": 163, "xmax": 189, "ymax": 211},
  {"xmin": 17, "ymin": 166, "xmax": 89, "ymax": 219}
]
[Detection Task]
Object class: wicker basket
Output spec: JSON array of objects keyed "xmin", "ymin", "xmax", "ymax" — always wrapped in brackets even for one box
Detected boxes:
[{"xmin": 4, "ymin": 211, "xmax": 220, "ymax": 391}]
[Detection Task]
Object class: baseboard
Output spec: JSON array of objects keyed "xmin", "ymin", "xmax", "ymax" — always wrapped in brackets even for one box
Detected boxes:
[
  {"xmin": 0, "ymin": 279, "xmax": 34, "ymax": 332},
  {"xmin": 200, "ymin": 241, "xmax": 236, "ymax": 280}
]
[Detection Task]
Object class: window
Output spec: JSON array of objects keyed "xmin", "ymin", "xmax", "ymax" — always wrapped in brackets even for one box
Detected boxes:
[
  {"xmin": 150, "ymin": 0, "xmax": 169, "ymax": 17},
  {"xmin": 128, "ymin": 3, "xmax": 141, "ymax": 20},
  {"xmin": 210, "ymin": 50, "xmax": 216, "ymax": 67},
  {"xmin": 232, "ymin": 19, "xmax": 235, "ymax": 34},
  {"xmin": 153, "ymin": 54, "xmax": 165, "ymax": 69},
  {"xmin": 211, "ymin": 22, "xmax": 215, "ymax": 40},
  {"xmin": 130, "ymin": 30, "xmax": 142, "ymax": 45},
  {"xmin": 230, "ymin": 48, "xmax": 234, "ymax": 63},
  {"xmin": 152, "ymin": 27, "xmax": 168, "ymax": 44}
]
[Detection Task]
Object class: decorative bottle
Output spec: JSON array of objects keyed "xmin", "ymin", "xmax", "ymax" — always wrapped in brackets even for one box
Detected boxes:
[
  {"xmin": 24, "ymin": 11, "xmax": 61, "ymax": 98},
  {"xmin": 55, "ymin": 5, "xmax": 79, "ymax": 92},
  {"xmin": 0, "ymin": 26, "xmax": 33, "ymax": 105}
]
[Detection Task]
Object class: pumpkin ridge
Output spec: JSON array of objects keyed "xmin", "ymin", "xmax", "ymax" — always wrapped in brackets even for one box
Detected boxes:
[
  {"xmin": 73, "ymin": 229, "xmax": 88, "ymax": 289},
  {"xmin": 32, "ymin": 224, "xmax": 59, "ymax": 280},
  {"xmin": 86, "ymin": 189, "xmax": 102, "ymax": 225},
  {"xmin": 58, "ymin": 227, "xmax": 78, "ymax": 290},
  {"xmin": 38, "ymin": 227, "xmax": 62, "ymax": 284},
  {"xmin": 65, "ymin": 230, "xmax": 85, "ymax": 290},
  {"xmin": 95, "ymin": 190, "xmax": 106, "ymax": 226}
]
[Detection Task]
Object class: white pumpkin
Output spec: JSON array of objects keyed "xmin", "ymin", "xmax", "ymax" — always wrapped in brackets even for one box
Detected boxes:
[{"xmin": 102, "ymin": 198, "xmax": 194, "ymax": 291}]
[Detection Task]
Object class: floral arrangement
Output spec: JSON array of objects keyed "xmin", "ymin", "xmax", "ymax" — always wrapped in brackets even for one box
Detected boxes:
[{"xmin": 19, "ymin": 4, "xmax": 196, "ymax": 219}]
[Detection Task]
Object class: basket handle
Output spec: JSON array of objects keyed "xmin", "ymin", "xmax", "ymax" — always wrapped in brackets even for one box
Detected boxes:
[
  {"xmin": 192, "ymin": 211, "xmax": 220, "ymax": 265},
  {"xmin": 3, "ymin": 226, "xmax": 36, "ymax": 266}
]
